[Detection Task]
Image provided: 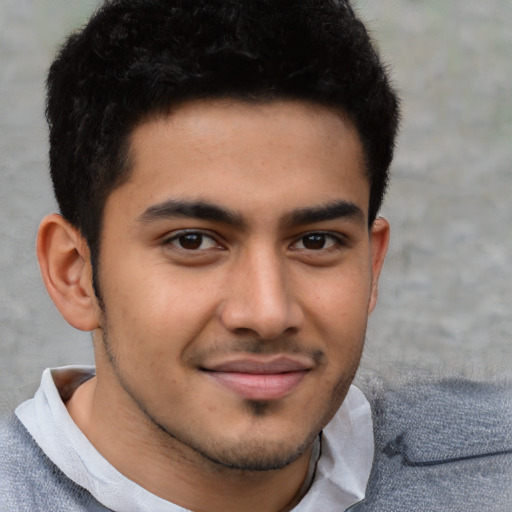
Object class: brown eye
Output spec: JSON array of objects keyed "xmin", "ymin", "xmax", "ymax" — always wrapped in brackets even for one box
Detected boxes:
[
  {"xmin": 302, "ymin": 234, "xmax": 327, "ymax": 250},
  {"xmin": 165, "ymin": 231, "xmax": 220, "ymax": 251},
  {"xmin": 292, "ymin": 232, "xmax": 341, "ymax": 251},
  {"xmin": 178, "ymin": 233, "xmax": 203, "ymax": 250}
]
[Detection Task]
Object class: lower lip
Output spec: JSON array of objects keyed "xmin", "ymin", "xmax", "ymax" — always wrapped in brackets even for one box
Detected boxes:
[{"xmin": 206, "ymin": 371, "xmax": 308, "ymax": 401}]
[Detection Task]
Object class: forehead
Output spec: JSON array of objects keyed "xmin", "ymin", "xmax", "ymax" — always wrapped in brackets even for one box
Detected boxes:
[{"xmin": 112, "ymin": 99, "xmax": 369, "ymax": 224}]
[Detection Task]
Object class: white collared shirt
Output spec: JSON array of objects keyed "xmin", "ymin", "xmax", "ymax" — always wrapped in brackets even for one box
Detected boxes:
[{"xmin": 16, "ymin": 366, "xmax": 373, "ymax": 511}]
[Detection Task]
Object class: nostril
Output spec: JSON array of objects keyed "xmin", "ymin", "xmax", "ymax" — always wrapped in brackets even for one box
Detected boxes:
[
  {"xmin": 231, "ymin": 325, "xmax": 299, "ymax": 338},
  {"xmin": 232, "ymin": 327, "xmax": 258, "ymax": 337}
]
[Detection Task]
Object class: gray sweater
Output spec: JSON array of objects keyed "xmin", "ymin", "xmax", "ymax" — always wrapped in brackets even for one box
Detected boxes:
[
  {"xmin": 349, "ymin": 376, "xmax": 512, "ymax": 511},
  {"xmin": 2, "ymin": 376, "xmax": 511, "ymax": 511},
  {"xmin": 0, "ymin": 413, "xmax": 108, "ymax": 511}
]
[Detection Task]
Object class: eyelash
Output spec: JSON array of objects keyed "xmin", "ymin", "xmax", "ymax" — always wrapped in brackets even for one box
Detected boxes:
[
  {"xmin": 290, "ymin": 231, "xmax": 347, "ymax": 251},
  {"xmin": 162, "ymin": 230, "xmax": 347, "ymax": 252},
  {"xmin": 162, "ymin": 230, "xmax": 223, "ymax": 251}
]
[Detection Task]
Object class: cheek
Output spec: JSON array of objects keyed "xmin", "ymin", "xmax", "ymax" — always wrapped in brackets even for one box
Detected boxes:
[
  {"xmin": 307, "ymin": 266, "xmax": 372, "ymax": 333},
  {"xmin": 102, "ymin": 265, "xmax": 222, "ymax": 357},
  {"xmin": 301, "ymin": 270, "xmax": 371, "ymax": 384}
]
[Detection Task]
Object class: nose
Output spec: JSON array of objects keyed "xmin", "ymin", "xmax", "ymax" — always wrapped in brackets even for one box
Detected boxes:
[{"xmin": 219, "ymin": 249, "xmax": 304, "ymax": 340}]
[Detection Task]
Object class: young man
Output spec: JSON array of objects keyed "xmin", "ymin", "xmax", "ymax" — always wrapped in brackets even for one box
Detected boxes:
[{"xmin": 1, "ymin": 1, "xmax": 511, "ymax": 511}]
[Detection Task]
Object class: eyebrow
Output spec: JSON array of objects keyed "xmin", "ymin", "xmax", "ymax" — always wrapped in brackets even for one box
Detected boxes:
[
  {"xmin": 137, "ymin": 198, "xmax": 365, "ymax": 228},
  {"xmin": 137, "ymin": 199, "xmax": 245, "ymax": 227},
  {"xmin": 284, "ymin": 200, "xmax": 365, "ymax": 227}
]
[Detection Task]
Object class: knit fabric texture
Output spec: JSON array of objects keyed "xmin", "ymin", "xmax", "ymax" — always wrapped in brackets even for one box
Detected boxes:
[
  {"xmin": 350, "ymin": 375, "xmax": 512, "ymax": 511},
  {"xmin": 0, "ymin": 414, "xmax": 109, "ymax": 511}
]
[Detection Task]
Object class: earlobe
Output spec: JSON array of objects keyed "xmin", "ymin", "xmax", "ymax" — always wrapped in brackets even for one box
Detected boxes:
[
  {"xmin": 36, "ymin": 214, "xmax": 100, "ymax": 331},
  {"xmin": 368, "ymin": 217, "xmax": 390, "ymax": 314}
]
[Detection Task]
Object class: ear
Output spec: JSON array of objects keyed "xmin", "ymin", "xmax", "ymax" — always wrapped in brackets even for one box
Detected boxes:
[
  {"xmin": 368, "ymin": 217, "xmax": 390, "ymax": 314},
  {"xmin": 36, "ymin": 214, "xmax": 100, "ymax": 331}
]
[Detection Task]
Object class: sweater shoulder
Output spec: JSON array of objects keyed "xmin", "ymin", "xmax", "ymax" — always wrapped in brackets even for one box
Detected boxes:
[
  {"xmin": 0, "ymin": 414, "xmax": 109, "ymax": 512},
  {"xmin": 355, "ymin": 373, "xmax": 512, "ymax": 511}
]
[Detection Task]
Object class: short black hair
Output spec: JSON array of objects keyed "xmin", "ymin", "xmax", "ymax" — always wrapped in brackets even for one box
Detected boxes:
[{"xmin": 46, "ymin": 0, "xmax": 400, "ymax": 283}]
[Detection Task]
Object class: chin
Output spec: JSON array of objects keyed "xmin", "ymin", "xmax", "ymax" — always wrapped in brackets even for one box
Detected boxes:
[{"xmin": 197, "ymin": 434, "xmax": 316, "ymax": 472}]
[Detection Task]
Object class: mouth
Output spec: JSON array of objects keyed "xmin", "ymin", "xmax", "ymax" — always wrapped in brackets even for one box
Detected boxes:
[{"xmin": 201, "ymin": 356, "xmax": 312, "ymax": 401}]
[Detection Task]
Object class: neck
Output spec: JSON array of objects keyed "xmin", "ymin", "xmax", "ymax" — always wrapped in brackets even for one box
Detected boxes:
[{"xmin": 66, "ymin": 372, "xmax": 314, "ymax": 512}]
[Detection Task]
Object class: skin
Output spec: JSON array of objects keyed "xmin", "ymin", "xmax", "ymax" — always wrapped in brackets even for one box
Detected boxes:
[{"xmin": 37, "ymin": 99, "xmax": 389, "ymax": 512}]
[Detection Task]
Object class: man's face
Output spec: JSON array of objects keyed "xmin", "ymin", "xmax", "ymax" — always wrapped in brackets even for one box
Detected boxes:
[{"xmin": 94, "ymin": 100, "xmax": 387, "ymax": 470}]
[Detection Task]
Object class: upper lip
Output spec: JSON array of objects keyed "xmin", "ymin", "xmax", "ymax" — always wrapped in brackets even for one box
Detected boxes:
[{"xmin": 202, "ymin": 356, "xmax": 313, "ymax": 374}]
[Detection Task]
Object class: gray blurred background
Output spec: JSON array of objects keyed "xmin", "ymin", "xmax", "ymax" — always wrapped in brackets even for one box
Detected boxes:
[{"xmin": 1, "ymin": 0, "xmax": 511, "ymax": 412}]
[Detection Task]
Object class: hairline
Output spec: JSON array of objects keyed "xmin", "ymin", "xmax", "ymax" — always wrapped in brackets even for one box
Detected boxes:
[{"xmin": 102, "ymin": 96, "xmax": 372, "ymax": 223}]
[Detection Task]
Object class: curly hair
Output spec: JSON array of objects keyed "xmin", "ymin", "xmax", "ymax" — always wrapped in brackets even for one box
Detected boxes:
[{"xmin": 46, "ymin": 0, "xmax": 400, "ymax": 281}]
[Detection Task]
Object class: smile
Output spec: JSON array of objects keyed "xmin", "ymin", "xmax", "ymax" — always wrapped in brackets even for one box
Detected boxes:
[{"xmin": 202, "ymin": 357, "xmax": 312, "ymax": 401}]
